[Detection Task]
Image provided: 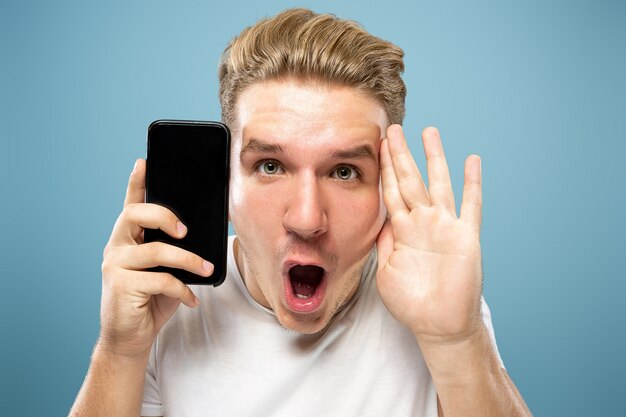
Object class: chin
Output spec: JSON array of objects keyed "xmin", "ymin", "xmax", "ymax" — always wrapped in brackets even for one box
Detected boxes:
[{"xmin": 276, "ymin": 307, "xmax": 334, "ymax": 335}]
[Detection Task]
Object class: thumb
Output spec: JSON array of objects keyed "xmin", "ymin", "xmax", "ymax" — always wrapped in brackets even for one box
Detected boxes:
[
  {"xmin": 124, "ymin": 159, "xmax": 146, "ymax": 208},
  {"xmin": 376, "ymin": 220, "xmax": 394, "ymax": 273}
]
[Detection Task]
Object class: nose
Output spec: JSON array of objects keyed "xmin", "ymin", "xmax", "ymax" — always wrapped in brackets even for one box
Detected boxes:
[{"xmin": 282, "ymin": 173, "xmax": 328, "ymax": 239}]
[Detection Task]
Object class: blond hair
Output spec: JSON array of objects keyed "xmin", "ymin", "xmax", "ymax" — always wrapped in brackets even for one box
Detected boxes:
[{"xmin": 218, "ymin": 8, "xmax": 406, "ymax": 129}]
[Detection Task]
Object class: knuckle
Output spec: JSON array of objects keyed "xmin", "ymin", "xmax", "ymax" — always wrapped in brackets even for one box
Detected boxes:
[
  {"xmin": 115, "ymin": 204, "xmax": 132, "ymax": 229},
  {"xmin": 163, "ymin": 210, "xmax": 180, "ymax": 231},
  {"xmin": 174, "ymin": 282, "xmax": 188, "ymax": 300},
  {"xmin": 165, "ymin": 207, "xmax": 179, "ymax": 223},
  {"xmin": 102, "ymin": 243, "xmax": 112, "ymax": 259},
  {"xmin": 120, "ymin": 203, "xmax": 133, "ymax": 216},
  {"xmin": 153, "ymin": 203, "xmax": 177, "ymax": 221},
  {"xmin": 101, "ymin": 258, "xmax": 112, "ymax": 275},
  {"xmin": 154, "ymin": 270, "xmax": 180, "ymax": 292},
  {"xmin": 123, "ymin": 203, "xmax": 140, "ymax": 219},
  {"xmin": 125, "ymin": 203, "xmax": 148, "ymax": 224},
  {"xmin": 101, "ymin": 247, "xmax": 120, "ymax": 275},
  {"xmin": 148, "ymin": 204, "xmax": 178, "ymax": 230}
]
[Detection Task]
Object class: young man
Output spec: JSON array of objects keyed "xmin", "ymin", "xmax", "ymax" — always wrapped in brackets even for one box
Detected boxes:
[{"xmin": 71, "ymin": 8, "xmax": 532, "ymax": 417}]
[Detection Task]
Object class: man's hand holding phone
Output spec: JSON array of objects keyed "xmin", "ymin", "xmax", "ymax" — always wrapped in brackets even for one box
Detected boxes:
[
  {"xmin": 71, "ymin": 121, "xmax": 229, "ymax": 416},
  {"xmin": 98, "ymin": 159, "xmax": 213, "ymax": 359}
]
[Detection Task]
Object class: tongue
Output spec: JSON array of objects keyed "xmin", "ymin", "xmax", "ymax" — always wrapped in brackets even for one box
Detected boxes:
[
  {"xmin": 290, "ymin": 265, "xmax": 323, "ymax": 298},
  {"xmin": 293, "ymin": 280, "xmax": 316, "ymax": 297}
]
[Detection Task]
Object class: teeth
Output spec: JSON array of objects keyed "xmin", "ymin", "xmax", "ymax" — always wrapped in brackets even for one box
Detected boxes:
[{"xmin": 296, "ymin": 293, "xmax": 311, "ymax": 299}]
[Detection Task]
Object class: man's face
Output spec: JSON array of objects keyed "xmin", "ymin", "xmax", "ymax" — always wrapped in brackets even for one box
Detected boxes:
[{"xmin": 229, "ymin": 79, "xmax": 388, "ymax": 334}]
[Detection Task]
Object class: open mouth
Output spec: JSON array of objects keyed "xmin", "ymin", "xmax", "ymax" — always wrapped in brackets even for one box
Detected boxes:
[
  {"xmin": 284, "ymin": 264, "xmax": 327, "ymax": 313},
  {"xmin": 290, "ymin": 265, "xmax": 324, "ymax": 298}
]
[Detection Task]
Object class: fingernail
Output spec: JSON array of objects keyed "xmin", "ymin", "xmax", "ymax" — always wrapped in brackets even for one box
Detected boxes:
[
  {"xmin": 177, "ymin": 221, "xmax": 187, "ymax": 235},
  {"xmin": 202, "ymin": 260, "xmax": 213, "ymax": 273},
  {"xmin": 194, "ymin": 295, "xmax": 200, "ymax": 306},
  {"xmin": 132, "ymin": 160, "xmax": 138, "ymax": 172}
]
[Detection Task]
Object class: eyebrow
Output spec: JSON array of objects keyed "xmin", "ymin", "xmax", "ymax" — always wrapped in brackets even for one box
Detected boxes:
[
  {"xmin": 240, "ymin": 138, "xmax": 377, "ymax": 162},
  {"xmin": 330, "ymin": 144, "xmax": 376, "ymax": 161},
  {"xmin": 240, "ymin": 139, "xmax": 285, "ymax": 161}
]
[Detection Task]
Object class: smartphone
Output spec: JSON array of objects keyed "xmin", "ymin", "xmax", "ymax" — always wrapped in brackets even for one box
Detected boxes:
[{"xmin": 144, "ymin": 120, "xmax": 230, "ymax": 286}]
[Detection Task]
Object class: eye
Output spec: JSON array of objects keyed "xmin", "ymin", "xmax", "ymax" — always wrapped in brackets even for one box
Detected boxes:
[
  {"xmin": 333, "ymin": 165, "xmax": 359, "ymax": 180},
  {"xmin": 256, "ymin": 160, "xmax": 284, "ymax": 175}
]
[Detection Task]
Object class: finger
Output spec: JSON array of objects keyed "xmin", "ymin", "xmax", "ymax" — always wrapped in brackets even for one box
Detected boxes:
[
  {"xmin": 380, "ymin": 138, "xmax": 409, "ymax": 217},
  {"xmin": 132, "ymin": 270, "xmax": 199, "ymax": 308},
  {"xmin": 111, "ymin": 203, "xmax": 187, "ymax": 245},
  {"xmin": 376, "ymin": 220, "xmax": 394, "ymax": 273},
  {"xmin": 422, "ymin": 127, "xmax": 456, "ymax": 213},
  {"xmin": 459, "ymin": 154, "xmax": 482, "ymax": 233},
  {"xmin": 386, "ymin": 124, "xmax": 430, "ymax": 209},
  {"xmin": 116, "ymin": 242, "xmax": 214, "ymax": 277},
  {"xmin": 123, "ymin": 159, "xmax": 146, "ymax": 208}
]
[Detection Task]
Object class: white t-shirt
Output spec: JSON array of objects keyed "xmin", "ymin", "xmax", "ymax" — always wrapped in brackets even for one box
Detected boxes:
[{"xmin": 142, "ymin": 236, "xmax": 503, "ymax": 417}]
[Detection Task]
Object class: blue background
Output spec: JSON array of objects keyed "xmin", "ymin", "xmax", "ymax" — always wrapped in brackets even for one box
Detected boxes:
[{"xmin": 1, "ymin": 0, "xmax": 625, "ymax": 415}]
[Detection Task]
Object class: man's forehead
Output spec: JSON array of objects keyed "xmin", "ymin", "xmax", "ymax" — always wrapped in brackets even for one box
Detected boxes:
[
  {"xmin": 235, "ymin": 80, "xmax": 389, "ymax": 143},
  {"xmin": 241, "ymin": 119, "xmax": 382, "ymax": 146}
]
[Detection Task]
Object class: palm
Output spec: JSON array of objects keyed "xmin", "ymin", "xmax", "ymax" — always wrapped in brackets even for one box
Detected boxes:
[
  {"xmin": 376, "ymin": 125, "xmax": 484, "ymax": 343},
  {"xmin": 104, "ymin": 291, "xmax": 181, "ymax": 357}
]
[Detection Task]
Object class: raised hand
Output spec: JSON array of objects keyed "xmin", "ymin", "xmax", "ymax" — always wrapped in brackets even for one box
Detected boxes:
[{"xmin": 376, "ymin": 125, "xmax": 484, "ymax": 345}]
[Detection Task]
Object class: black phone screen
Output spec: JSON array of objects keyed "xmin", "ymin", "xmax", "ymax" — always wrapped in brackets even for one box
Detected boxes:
[{"xmin": 144, "ymin": 120, "xmax": 230, "ymax": 286}]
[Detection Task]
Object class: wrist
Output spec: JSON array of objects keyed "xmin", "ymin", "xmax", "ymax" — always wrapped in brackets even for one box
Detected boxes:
[
  {"xmin": 94, "ymin": 339, "xmax": 152, "ymax": 368},
  {"xmin": 416, "ymin": 323, "xmax": 499, "ymax": 382},
  {"xmin": 69, "ymin": 341, "xmax": 149, "ymax": 417}
]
